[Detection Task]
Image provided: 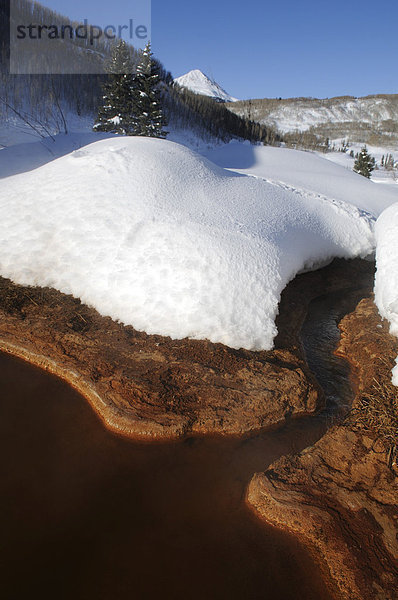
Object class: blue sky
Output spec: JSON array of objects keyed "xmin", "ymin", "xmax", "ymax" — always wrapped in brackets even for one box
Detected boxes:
[{"xmin": 42, "ymin": 0, "xmax": 398, "ymax": 99}]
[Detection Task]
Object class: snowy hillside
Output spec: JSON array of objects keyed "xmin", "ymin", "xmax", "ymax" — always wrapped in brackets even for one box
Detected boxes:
[
  {"xmin": 228, "ymin": 95, "xmax": 398, "ymax": 143},
  {"xmin": 174, "ymin": 70, "xmax": 238, "ymax": 103},
  {"xmin": 1, "ymin": 137, "xmax": 393, "ymax": 351}
]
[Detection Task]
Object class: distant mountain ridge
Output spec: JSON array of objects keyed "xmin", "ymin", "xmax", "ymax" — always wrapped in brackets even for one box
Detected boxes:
[
  {"xmin": 174, "ymin": 70, "xmax": 238, "ymax": 103},
  {"xmin": 227, "ymin": 94, "xmax": 398, "ymax": 146}
]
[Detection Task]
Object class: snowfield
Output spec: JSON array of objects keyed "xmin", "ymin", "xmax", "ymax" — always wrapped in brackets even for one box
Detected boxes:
[
  {"xmin": 0, "ymin": 137, "xmax": 389, "ymax": 350},
  {"xmin": 206, "ymin": 141, "xmax": 398, "ymax": 216},
  {"xmin": 318, "ymin": 143, "xmax": 398, "ymax": 188},
  {"xmin": 375, "ymin": 203, "xmax": 398, "ymax": 385}
]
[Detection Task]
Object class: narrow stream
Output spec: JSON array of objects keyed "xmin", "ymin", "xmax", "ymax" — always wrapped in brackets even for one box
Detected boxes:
[
  {"xmin": 301, "ymin": 289, "xmax": 354, "ymax": 416},
  {"xmin": 0, "ymin": 279, "xmax": 367, "ymax": 600}
]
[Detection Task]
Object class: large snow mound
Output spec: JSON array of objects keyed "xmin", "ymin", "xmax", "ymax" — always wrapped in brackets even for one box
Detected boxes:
[
  {"xmin": 374, "ymin": 202, "xmax": 398, "ymax": 384},
  {"xmin": 0, "ymin": 137, "xmax": 377, "ymax": 350},
  {"xmin": 206, "ymin": 141, "xmax": 398, "ymax": 217}
]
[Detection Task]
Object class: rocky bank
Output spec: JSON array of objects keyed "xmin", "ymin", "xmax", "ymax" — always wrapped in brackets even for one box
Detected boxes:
[
  {"xmin": 0, "ymin": 259, "xmax": 371, "ymax": 439},
  {"xmin": 248, "ymin": 297, "xmax": 398, "ymax": 600}
]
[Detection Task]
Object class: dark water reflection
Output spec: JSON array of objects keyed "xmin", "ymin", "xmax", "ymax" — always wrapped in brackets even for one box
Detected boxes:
[
  {"xmin": 301, "ymin": 289, "xmax": 357, "ymax": 417},
  {"xmin": 0, "ymin": 351, "xmax": 336, "ymax": 600}
]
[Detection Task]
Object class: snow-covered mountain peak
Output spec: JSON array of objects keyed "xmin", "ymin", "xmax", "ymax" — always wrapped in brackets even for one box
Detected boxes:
[{"xmin": 174, "ymin": 69, "xmax": 238, "ymax": 103}]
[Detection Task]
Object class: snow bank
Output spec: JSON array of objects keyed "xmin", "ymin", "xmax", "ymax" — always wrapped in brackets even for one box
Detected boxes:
[
  {"xmin": 0, "ymin": 137, "xmax": 377, "ymax": 350},
  {"xmin": 0, "ymin": 123, "xmax": 221, "ymax": 180},
  {"xmin": 375, "ymin": 203, "xmax": 398, "ymax": 384},
  {"xmin": 206, "ymin": 141, "xmax": 398, "ymax": 217}
]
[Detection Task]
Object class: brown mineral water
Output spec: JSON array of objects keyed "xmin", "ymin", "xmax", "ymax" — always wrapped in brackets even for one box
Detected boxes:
[{"xmin": 0, "ymin": 351, "xmax": 335, "ymax": 600}]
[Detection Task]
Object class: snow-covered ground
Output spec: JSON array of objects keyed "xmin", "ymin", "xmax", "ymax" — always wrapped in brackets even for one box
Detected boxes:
[
  {"xmin": 1, "ymin": 136, "xmax": 394, "ymax": 351},
  {"xmin": 206, "ymin": 140, "xmax": 398, "ymax": 382},
  {"xmin": 206, "ymin": 141, "xmax": 398, "ymax": 215},
  {"xmin": 174, "ymin": 70, "xmax": 238, "ymax": 103},
  {"xmin": 0, "ymin": 112, "xmax": 110, "ymax": 178},
  {"xmin": 375, "ymin": 204, "xmax": 398, "ymax": 385},
  {"xmin": 320, "ymin": 142, "xmax": 398, "ymax": 187}
]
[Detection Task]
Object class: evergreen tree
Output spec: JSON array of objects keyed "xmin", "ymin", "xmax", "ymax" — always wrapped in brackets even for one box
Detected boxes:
[
  {"xmin": 353, "ymin": 146, "xmax": 376, "ymax": 179},
  {"xmin": 385, "ymin": 153, "xmax": 395, "ymax": 170},
  {"xmin": 93, "ymin": 40, "xmax": 136, "ymax": 135},
  {"xmin": 131, "ymin": 42, "xmax": 168, "ymax": 138}
]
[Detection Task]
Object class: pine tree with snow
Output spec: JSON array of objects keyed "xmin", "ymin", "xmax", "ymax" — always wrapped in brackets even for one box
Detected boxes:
[
  {"xmin": 93, "ymin": 40, "xmax": 137, "ymax": 135},
  {"xmin": 353, "ymin": 146, "xmax": 376, "ymax": 179},
  {"xmin": 131, "ymin": 42, "xmax": 168, "ymax": 138}
]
